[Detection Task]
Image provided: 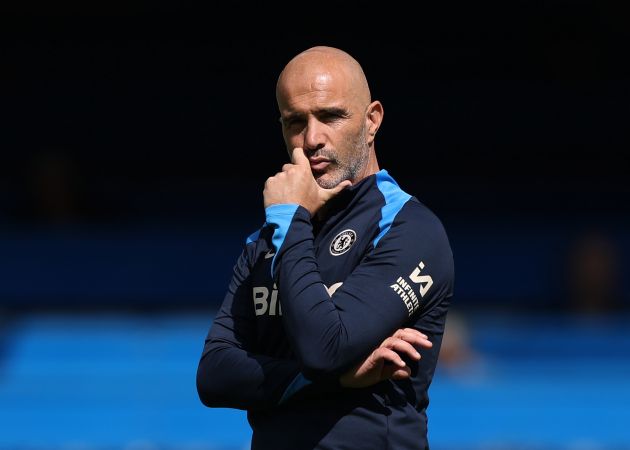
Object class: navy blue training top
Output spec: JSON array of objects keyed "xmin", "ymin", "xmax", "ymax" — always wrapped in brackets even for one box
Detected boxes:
[{"xmin": 197, "ymin": 169, "xmax": 455, "ymax": 450}]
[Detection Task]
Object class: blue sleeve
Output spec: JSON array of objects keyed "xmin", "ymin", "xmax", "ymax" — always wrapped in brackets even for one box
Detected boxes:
[
  {"xmin": 266, "ymin": 203, "xmax": 454, "ymax": 380},
  {"xmin": 196, "ymin": 246, "xmax": 301, "ymax": 411}
]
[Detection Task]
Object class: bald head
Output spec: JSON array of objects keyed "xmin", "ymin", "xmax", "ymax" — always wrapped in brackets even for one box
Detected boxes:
[{"xmin": 276, "ymin": 46, "xmax": 371, "ymax": 108}]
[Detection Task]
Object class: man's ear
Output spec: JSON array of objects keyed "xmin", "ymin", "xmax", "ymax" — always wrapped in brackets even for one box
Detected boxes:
[{"xmin": 365, "ymin": 101, "xmax": 383, "ymax": 145}]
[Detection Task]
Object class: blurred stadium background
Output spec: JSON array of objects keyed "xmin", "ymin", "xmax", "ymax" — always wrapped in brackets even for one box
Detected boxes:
[{"xmin": 1, "ymin": 3, "xmax": 629, "ymax": 449}]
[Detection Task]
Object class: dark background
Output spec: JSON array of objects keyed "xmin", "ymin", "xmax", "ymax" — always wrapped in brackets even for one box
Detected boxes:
[{"xmin": 1, "ymin": 2, "xmax": 629, "ymax": 311}]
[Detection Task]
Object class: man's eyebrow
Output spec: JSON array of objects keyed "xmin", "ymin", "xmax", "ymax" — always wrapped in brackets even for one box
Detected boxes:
[
  {"xmin": 280, "ymin": 107, "xmax": 349, "ymax": 123},
  {"xmin": 317, "ymin": 106, "xmax": 349, "ymax": 117}
]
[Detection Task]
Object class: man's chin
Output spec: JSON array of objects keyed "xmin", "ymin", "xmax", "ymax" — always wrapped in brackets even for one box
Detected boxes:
[{"xmin": 315, "ymin": 173, "xmax": 344, "ymax": 190}]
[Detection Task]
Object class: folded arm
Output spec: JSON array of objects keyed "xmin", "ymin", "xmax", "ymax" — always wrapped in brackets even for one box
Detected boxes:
[
  {"xmin": 196, "ymin": 249, "xmax": 300, "ymax": 411},
  {"xmin": 267, "ymin": 203, "xmax": 454, "ymax": 379}
]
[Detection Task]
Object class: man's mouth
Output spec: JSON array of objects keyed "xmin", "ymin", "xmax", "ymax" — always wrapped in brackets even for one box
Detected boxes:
[{"xmin": 309, "ymin": 157, "xmax": 331, "ymax": 172}]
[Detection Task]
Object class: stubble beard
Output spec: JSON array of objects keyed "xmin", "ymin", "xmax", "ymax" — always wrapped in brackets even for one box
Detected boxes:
[{"xmin": 314, "ymin": 123, "xmax": 370, "ymax": 189}]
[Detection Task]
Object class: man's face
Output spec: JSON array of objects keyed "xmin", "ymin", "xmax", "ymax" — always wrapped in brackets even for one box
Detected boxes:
[{"xmin": 277, "ymin": 71, "xmax": 370, "ymax": 189}]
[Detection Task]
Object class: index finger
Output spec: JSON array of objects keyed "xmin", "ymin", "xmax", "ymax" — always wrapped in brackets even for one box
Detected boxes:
[
  {"xmin": 393, "ymin": 328, "xmax": 432, "ymax": 349},
  {"xmin": 394, "ymin": 328, "xmax": 428, "ymax": 340}
]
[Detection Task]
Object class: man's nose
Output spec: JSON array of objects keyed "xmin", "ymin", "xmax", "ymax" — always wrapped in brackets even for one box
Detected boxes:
[{"xmin": 303, "ymin": 119, "xmax": 326, "ymax": 151}]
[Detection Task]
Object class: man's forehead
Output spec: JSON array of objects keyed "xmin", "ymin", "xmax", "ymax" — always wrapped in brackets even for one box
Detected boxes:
[
  {"xmin": 310, "ymin": 72, "xmax": 334, "ymax": 90},
  {"xmin": 281, "ymin": 66, "xmax": 348, "ymax": 93},
  {"xmin": 279, "ymin": 73, "xmax": 353, "ymax": 112}
]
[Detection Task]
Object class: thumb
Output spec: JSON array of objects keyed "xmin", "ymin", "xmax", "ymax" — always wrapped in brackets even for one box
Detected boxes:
[
  {"xmin": 291, "ymin": 147, "xmax": 310, "ymax": 167},
  {"xmin": 322, "ymin": 180, "xmax": 352, "ymax": 199}
]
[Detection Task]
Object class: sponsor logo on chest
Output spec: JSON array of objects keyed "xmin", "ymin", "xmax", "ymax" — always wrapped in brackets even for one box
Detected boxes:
[{"xmin": 253, "ymin": 282, "xmax": 344, "ymax": 317}]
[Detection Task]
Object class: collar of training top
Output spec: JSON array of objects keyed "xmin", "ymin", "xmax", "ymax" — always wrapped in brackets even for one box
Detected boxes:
[{"xmin": 313, "ymin": 169, "xmax": 386, "ymax": 223}]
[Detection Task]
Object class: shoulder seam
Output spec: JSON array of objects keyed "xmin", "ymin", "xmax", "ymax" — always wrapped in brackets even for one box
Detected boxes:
[{"xmin": 373, "ymin": 171, "xmax": 412, "ymax": 248}]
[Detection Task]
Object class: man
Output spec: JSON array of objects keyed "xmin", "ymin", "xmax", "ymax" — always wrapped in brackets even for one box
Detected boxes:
[{"xmin": 197, "ymin": 46, "xmax": 454, "ymax": 450}]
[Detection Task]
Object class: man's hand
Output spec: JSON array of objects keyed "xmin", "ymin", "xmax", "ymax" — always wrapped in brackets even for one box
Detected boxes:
[
  {"xmin": 339, "ymin": 328, "xmax": 433, "ymax": 388},
  {"xmin": 263, "ymin": 147, "xmax": 352, "ymax": 216}
]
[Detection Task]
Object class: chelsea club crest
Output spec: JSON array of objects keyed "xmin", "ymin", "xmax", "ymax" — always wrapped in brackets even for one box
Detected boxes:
[{"xmin": 329, "ymin": 229, "xmax": 357, "ymax": 256}]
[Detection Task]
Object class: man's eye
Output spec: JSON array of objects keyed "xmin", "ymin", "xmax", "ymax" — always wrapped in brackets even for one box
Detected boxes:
[
  {"xmin": 322, "ymin": 113, "xmax": 343, "ymax": 122},
  {"xmin": 284, "ymin": 118, "xmax": 303, "ymax": 128}
]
